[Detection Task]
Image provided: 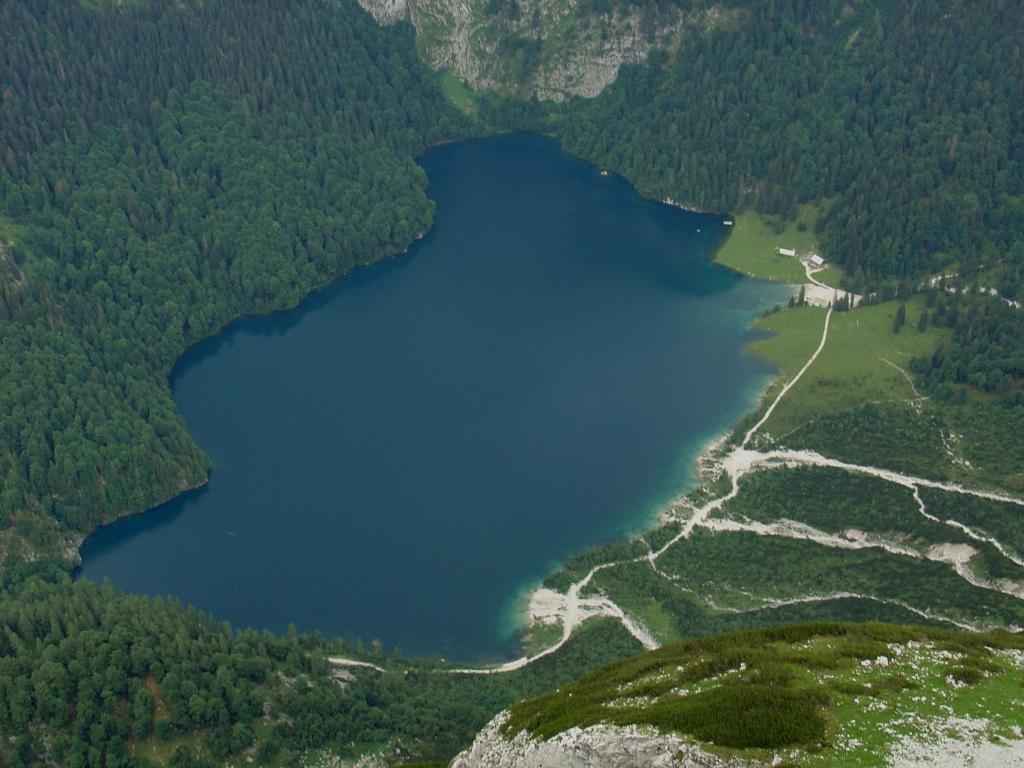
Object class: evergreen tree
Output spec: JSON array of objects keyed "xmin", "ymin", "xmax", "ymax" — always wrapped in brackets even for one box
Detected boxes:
[{"xmin": 893, "ymin": 303, "xmax": 907, "ymax": 334}]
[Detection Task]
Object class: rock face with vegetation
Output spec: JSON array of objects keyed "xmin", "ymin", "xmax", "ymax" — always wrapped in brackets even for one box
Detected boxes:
[
  {"xmin": 452, "ymin": 712, "xmax": 732, "ymax": 768},
  {"xmin": 454, "ymin": 623, "xmax": 1024, "ymax": 768},
  {"xmin": 358, "ymin": 0, "xmax": 738, "ymax": 99}
]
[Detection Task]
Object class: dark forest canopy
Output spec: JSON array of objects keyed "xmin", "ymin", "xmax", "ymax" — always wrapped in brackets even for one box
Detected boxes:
[
  {"xmin": 4, "ymin": 0, "xmax": 1024, "ymax": 574},
  {"xmin": 912, "ymin": 291, "xmax": 1024, "ymax": 398},
  {"xmin": 497, "ymin": 0, "xmax": 1024, "ymax": 289},
  {"xmin": 0, "ymin": 0, "xmax": 466, "ymax": 564},
  {"xmin": 1, "ymin": 0, "xmax": 1024, "ymax": 765},
  {"xmin": 0, "ymin": 578, "xmax": 641, "ymax": 767}
]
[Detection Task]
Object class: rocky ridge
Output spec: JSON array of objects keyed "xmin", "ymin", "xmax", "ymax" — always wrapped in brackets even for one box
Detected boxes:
[
  {"xmin": 354, "ymin": 0, "xmax": 740, "ymax": 99},
  {"xmin": 450, "ymin": 711, "xmax": 762, "ymax": 768}
]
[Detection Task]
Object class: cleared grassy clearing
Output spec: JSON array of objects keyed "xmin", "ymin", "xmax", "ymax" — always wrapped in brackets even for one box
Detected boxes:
[
  {"xmin": 813, "ymin": 262, "xmax": 845, "ymax": 288},
  {"xmin": 713, "ymin": 206, "xmax": 823, "ymax": 284},
  {"xmin": 738, "ymin": 304, "xmax": 828, "ymax": 438},
  {"xmin": 524, "ymin": 618, "xmax": 564, "ymax": 657},
  {"xmin": 437, "ymin": 71, "xmax": 479, "ymax": 116},
  {"xmin": 749, "ymin": 296, "xmax": 949, "ymax": 439}
]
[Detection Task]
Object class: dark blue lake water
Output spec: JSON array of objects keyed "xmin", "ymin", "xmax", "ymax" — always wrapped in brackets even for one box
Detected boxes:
[{"xmin": 79, "ymin": 134, "xmax": 788, "ymax": 661}]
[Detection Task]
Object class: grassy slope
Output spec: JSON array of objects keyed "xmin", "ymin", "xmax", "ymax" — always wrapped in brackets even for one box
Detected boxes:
[
  {"xmin": 438, "ymin": 72, "xmax": 479, "ymax": 117},
  {"xmin": 504, "ymin": 623, "xmax": 1024, "ymax": 767},
  {"xmin": 713, "ymin": 205, "xmax": 825, "ymax": 284},
  {"xmin": 746, "ymin": 296, "xmax": 1024, "ymax": 491},
  {"xmin": 748, "ymin": 296, "xmax": 948, "ymax": 439}
]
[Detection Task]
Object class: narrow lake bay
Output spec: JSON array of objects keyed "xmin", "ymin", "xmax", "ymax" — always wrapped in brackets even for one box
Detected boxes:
[{"xmin": 79, "ymin": 134, "xmax": 790, "ymax": 661}]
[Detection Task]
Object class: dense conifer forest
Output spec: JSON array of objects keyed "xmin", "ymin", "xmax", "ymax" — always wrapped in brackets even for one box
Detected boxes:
[
  {"xmin": 3, "ymin": 0, "xmax": 1024, "ymax": 765},
  {"xmin": 0, "ymin": 579, "xmax": 641, "ymax": 766},
  {"xmin": 0, "ymin": 0, "xmax": 466, "ymax": 567},
  {"xmin": 511, "ymin": 0, "xmax": 1024, "ymax": 290},
  {"xmin": 912, "ymin": 292, "xmax": 1024, "ymax": 397}
]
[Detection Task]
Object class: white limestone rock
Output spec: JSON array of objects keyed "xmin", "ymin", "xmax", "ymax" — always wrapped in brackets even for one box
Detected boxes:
[{"xmin": 450, "ymin": 711, "xmax": 768, "ymax": 768}]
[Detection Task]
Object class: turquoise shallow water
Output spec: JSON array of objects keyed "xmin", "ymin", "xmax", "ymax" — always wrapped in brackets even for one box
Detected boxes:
[{"xmin": 79, "ymin": 134, "xmax": 789, "ymax": 662}]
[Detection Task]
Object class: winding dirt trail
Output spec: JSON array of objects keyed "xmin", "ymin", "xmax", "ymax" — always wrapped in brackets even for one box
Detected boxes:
[
  {"xmin": 754, "ymin": 448, "xmax": 1024, "ymax": 507},
  {"xmin": 327, "ymin": 657, "xmax": 387, "ymax": 673},
  {"xmin": 742, "ymin": 306, "xmax": 833, "ymax": 447}
]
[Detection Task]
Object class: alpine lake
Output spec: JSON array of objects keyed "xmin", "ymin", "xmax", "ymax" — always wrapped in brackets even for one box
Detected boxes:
[{"xmin": 79, "ymin": 134, "xmax": 791, "ymax": 662}]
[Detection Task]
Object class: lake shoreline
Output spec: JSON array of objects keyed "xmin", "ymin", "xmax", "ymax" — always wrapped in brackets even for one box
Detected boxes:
[
  {"xmin": 503, "ymin": 197, "xmax": 817, "ymax": 660},
  {"xmin": 75, "ymin": 129, "xmax": 737, "ymax": 581},
  {"xmin": 77, "ymin": 133, "xmax": 794, "ymax": 663},
  {"xmin": 509, "ymin": 314, "xmax": 787, "ymax": 658}
]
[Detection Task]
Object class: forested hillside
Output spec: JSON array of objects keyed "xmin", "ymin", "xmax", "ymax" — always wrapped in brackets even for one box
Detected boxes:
[
  {"xmin": 912, "ymin": 292, "xmax": 1024, "ymax": 396},
  {"xmin": 0, "ymin": 578, "xmax": 641, "ymax": 766},
  {"xmin": 3, "ymin": 0, "xmax": 1024, "ymax": 765},
  {"xmin": 468, "ymin": 622, "xmax": 1024, "ymax": 766},
  {"xmin": 492, "ymin": 0, "xmax": 1024, "ymax": 290},
  {"xmin": 0, "ymin": 0, "xmax": 465, "ymax": 569}
]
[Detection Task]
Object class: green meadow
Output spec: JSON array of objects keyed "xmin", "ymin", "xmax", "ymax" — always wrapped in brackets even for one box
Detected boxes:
[
  {"xmin": 748, "ymin": 297, "xmax": 949, "ymax": 440},
  {"xmin": 713, "ymin": 206, "xmax": 826, "ymax": 284}
]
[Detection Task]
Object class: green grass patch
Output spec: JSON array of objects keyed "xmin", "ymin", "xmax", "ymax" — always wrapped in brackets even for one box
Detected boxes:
[
  {"xmin": 525, "ymin": 619, "xmax": 564, "ymax": 656},
  {"xmin": 503, "ymin": 622, "xmax": 1024, "ymax": 759},
  {"xmin": 740, "ymin": 304, "xmax": 828, "ymax": 435},
  {"xmin": 813, "ymin": 262, "xmax": 845, "ymax": 289},
  {"xmin": 132, "ymin": 731, "xmax": 204, "ymax": 766},
  {"xmin": 714, "ymin": 205, "xmax": 824, "ymax": 284},
  {"xmin": 750, "ymin": 296, "xmax": 950, "ymax": 440},
  {"xmin": 438, "ymin": 71, "xmax": 479, "ymax": 116}
]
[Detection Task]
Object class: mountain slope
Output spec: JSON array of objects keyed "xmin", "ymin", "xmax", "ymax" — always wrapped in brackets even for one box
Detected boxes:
[
  {"xmin": 454, "ymin": 622, "xmax": 1024, "ymax": 767},
  {"xmin": 0, "ymin": 0, "xmax": 466, "ymax": 571}
]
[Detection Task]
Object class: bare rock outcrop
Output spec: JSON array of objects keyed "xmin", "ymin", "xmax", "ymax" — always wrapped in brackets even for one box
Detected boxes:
[
  {"xmin": 353, "ymin": 0, "xmax": 741, "ymax": 100},
  {"xmin": 450, "ymin": 711, "xmax": 767, "ymax": 768}
]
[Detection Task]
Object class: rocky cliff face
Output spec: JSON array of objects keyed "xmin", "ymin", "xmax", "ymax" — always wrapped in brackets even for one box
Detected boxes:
[
  {"xmin": 354, "ymin": 0, "xmax": 739, "ymax": 99},
  {"xmin": 359, "ymin": 0, "xmax": 409, "ymax": 23},
  {"xmin": 450, "ymin": 711, "xmax": 766, "ymax": 768}
]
